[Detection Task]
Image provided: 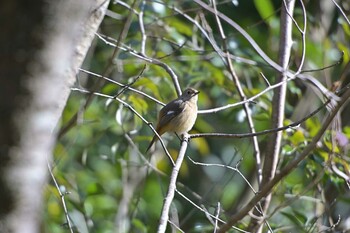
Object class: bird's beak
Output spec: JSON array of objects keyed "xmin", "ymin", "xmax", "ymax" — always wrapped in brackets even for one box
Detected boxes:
[{"xmin": 194, "ymin": 90, "xmax": 200, "ymax": 96}]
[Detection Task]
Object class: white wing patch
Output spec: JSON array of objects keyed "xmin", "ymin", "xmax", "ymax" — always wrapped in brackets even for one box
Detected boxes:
[{"xmin": 166, "ymin": 110, "xmax": 175, "ymax": 115}]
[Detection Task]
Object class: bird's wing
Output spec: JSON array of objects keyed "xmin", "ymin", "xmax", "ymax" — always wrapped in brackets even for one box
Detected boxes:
[{"xmin": 157, "ymin": 99, "xmax": 185, "ymax": 128}]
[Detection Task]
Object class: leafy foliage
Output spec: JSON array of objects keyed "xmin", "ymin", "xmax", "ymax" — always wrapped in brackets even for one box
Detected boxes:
[{"xmin": 45, "ymin": 1, "xmax": 350, "ymax": 232}]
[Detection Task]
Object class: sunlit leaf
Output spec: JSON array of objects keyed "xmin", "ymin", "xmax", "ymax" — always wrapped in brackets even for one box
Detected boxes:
[
  {"xmin": 305, "ymin": 118, "xmax": 321, "ymax": 137},
  {"xmin": 289, "ymin": 129, "xmax": 306, "ymax": 145},
  {"xmin": 254, "ymin": 0, "xmax": 275, "ymax": 21}
]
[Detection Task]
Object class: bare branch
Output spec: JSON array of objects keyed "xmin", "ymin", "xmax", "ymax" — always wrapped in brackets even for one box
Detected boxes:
[
  {"xmin": 191, "ymin": 95, "xmax": 331, "ymax": 139},
  {"xmin": 138, "ymin": 0, "xmax": 147, "ymax": 55},
  {"xmin": 210, "ymin": 0, "xmax": 262, "ymax": 185},
  {"xmin": 78, "ymin": 68, "xmax": 165, "ymax": 106},
  {"xmin": 157, "ymin": 134, "xmax": 190, "ymax": 233},
  {"xmin": 95, "ymin": 32, "xmax": 340, "ymax": 115},
  {"xmin": 70, "ymin": 87, "xmax": 175, "ymax": 165},
  {"xmin": 331, "ymin": 0, "xmax": 350, "ymax": 25},
  {"xmin": 249, "ymin": 1, "xmax": 295, "ymax": 230},
  {"xmin": 48, "ymin": 162, "xmax": 74, "ymax": 233},
  {"xmin": 285, "ymin": 0, "xmax": 307, "ymax": 74},
  {"xmin": 95, "ymin": 32, "xmax": 182, "ymax": 96},
  {"xmin": 175, "ymin": 190, "xmax": 250, "ymax": 233},
  {"xmin": 217, "ymin": 87, "xmax": 350, "ymax": 232}
]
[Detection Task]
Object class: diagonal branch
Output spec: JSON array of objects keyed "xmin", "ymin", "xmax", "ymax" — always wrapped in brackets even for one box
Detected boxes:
[
  {"xmin": 157, "ymin": 134, "xmax": 190, "ymax": 233},
  {"xmin": 218, "ymin": 87, "xmax": 350, "ymax": 232}
]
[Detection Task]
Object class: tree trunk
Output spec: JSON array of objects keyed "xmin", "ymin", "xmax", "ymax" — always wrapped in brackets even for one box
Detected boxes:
[{"xmin": 0, "ymin": 0, "xmax": 108, "ymax": 232}]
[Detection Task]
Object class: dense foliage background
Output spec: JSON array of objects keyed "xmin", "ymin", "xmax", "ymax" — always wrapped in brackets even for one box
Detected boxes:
[{"xmin": 45, "ymin": 0, "xmax": 350, "ymax": 232}]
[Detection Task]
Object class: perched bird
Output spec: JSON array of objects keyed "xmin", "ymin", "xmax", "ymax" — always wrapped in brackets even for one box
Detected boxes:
[{"xmin": 146, "ymin": 88, "xmax": 200, "ymax": 152}]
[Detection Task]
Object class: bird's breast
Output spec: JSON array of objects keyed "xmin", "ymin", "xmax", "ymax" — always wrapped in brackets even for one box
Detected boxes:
[{"xmin": 169, "ymin": 103, "xmax": 197, "ymax": 135}]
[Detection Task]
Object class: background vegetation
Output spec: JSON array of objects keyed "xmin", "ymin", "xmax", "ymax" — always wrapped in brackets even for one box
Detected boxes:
[{"xmin": 45, "ymin": 0, "xmax": 350, "ymax": 232}]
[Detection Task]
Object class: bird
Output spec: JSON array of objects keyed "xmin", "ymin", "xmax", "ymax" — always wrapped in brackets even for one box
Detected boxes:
[{"xmin": 146, "ymin": 87, "xmax": 200, "ymax": 152}]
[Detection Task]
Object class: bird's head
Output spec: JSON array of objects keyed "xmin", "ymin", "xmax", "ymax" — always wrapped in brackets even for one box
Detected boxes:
[{"xmin": 181, "ymin": 88, "xmax": 200, "ymax": 101}]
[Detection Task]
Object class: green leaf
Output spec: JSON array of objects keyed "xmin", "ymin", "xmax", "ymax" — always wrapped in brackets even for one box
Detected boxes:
[
  {"xmin": 282, "ymin": 144, "xmax": 296, "ymax": 155},
  {"xmin": 129, "ymin": 95, "xmax": 149, "ymax": 114},
  {"xmin": 132, "ymin": 218, "xmax": 147, "ymax": 232},
  {"xmin": 254, "ymin": 0, "xmax": 275, "ymax": 20},
  {"xmin": 289, "ymin": 129, "xmax": 306, "ymax": 145},
  {"xmin": 281, "ymin": 210, "xmax": 306, "ymax": 228},
  {"xmin": 167, "ymin": 18, "xmax": 193, "ymax": 37},
  {"xmin": 305, "ymin": 118, "xmax": 321, "ymax": 137}
]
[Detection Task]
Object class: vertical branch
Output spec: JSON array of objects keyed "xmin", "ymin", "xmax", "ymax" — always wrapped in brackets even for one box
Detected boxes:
[
  {"xmin": 266, "ymin": 0, "xmax": 295, "ymax": 185},
  {"xmin": 211, "ymin": 0, "xmax": 262, "ymax": 184},
  {"xmin": 138, "ymin": 0, "xmax": 147, "ymax": 55},
  {"xmin": 115, "ymin": 153, "xmax": 147, "ymax": 233},
  {"xmin": 248, "ymin": 0, "xmax": 296, "ymax": 232},
  {"xmin": 265, "ymin": 0, "xmax": 295, "ymax": 183},
  {"xmin": 284, "ymin": 0, "xmax": 307, "ymax": 75},
  {"xmin": 157, "ymin": 134, "xmax": 190, "ymax": 233}
]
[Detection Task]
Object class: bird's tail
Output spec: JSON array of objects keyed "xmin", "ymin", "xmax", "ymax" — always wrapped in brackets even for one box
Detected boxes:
[{"xmin": 146, "ymin": 135, "xmax": 158, "ymax": 152}]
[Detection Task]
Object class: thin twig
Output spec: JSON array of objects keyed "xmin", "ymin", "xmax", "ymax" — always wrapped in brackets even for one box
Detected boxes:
[
  {"xmin": 267, "ymin": 169, "xmax": 325, "ymax": 220},
  {"xmin": 192, "ymin": 0, "xmax": 337, "ymax": 105},
  {"xmin": 260, "ymin": 72, "xmax": 271, "ymax": 87},
  {"xmin": 214, "ymin": 202, "xmax": 220, "ymax": 233},
  {"xmin": 217, "ymin": 87, "xmax": 350, "ymax": 232},
  {"xmin": 58, "ymin": 0, "xmax": 136, "ymax": 139},
  {"xmin": 187, "ymin": 156, "xmax": 256, "ymax": 194},
  {"xmin": 71, "ymin": 87, "xmax": 175, "ymax": 165},
  {"xmin": 95, "ymin": 32, "xmax": 340, "ymax": 114},
  {"xmin": 175, "ymin": 190, "xmax": 250, "ymax": 233},
  {"xmin": 96, "ymin": 32, "xmax": 182, "ymax": 96},
  {"xmin": 191, "ymin": 95, "xmax": 331, "ymax": 139},
  {"xmin": 47, "ymin": 161, "xmax": 74, "ymax": 233},
  {"xmin": 193, "ymin": 0, "xmax": 283, "ymax": 73},
  {"xmin": 283, "ymin": 0, "xmax": 307, "ymax": 74},
  {"xmin": 300, "ymin": 52, "xmax": 344, "ymax": 73},
  {"xmin": 79, "ymin": 68, "xmax": 165, "ymax": 106},
  {"xmin": 113, "ymin": 64, "xmax": 146, "ymax": 99},
  {"xmin": 211, "ymin": 0, "xmax": 262, "ymax": 186},
  {"xmin": 331, "ymin": 0, "xmax": 350, "ymax": 25}
]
